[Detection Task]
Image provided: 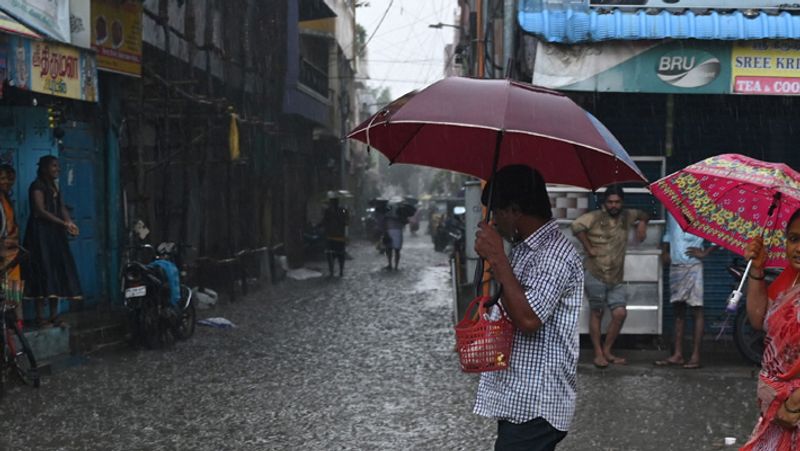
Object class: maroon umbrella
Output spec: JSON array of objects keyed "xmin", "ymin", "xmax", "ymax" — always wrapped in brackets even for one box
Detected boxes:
[{"xmin": 347, "ymin": 77, "xmax": 647, "ymax": 190}]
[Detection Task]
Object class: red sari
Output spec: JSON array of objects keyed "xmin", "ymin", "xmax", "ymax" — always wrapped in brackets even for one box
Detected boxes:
[{"xmin": 742, "ymin": 265, "xmax": 800, "ymax": 450}]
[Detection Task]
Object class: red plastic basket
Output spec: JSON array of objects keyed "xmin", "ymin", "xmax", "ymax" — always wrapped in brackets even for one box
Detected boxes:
[{"xmin": 454, "ymin": 296, "xmax": 514, "ymax": 373}]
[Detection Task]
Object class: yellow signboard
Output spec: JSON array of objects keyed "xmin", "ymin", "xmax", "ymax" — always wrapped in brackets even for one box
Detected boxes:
[
  {"xmin": 732, "ymin": 41, "xmax": 800, "ymax": 95},
  {"xmin": 91, "ymin": 0, "xmax": 142, "ymax": 77},
  {"xmin": 8, "ymin": 37, "xmax": 98, "ymax": 102},
  {"xmin": 31, "ymin": 41, "xmax": 83, "ymax": 99}
]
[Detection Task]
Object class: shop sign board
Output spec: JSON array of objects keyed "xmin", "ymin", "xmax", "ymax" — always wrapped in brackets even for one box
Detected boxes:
[
  {"xmin": 7, "ymin": 37, "xmax": 98, "ymax": 102},
  {"xmin": 533, "ymin": 40, "xmax": 731, "ymax": 94},
  {"xmin": 732, "ymin": 41, "xmax": 800, "ymax": 95},
  {"xmin": 90, "ymin": 0, "xmax": 142, "ymax": 77},
  {"xmin": 589, "ymin": 1, "xmax": 800, "ymax": 9},
  {"xmin": 0, "ymin": 0, "xmax": 71, "ymax": 43},
  {"xmin": 533, "ymin": 40, "xmax": 800, "ymax": 95}
]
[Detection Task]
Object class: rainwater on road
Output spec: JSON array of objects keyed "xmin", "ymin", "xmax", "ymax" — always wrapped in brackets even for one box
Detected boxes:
[{"xmin": 0, "ymin": 228, "xmax": 760, "ymax": 450}]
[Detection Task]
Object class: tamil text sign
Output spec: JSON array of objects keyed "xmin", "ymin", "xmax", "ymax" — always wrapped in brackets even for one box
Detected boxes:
[{"xmin": 8, "ymin": 37, "xmax": 98, "ymax": 102}]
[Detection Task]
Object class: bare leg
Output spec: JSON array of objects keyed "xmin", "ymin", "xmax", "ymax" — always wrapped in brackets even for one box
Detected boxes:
[
  {"xmin": 394, "ymin": 249, "xmax": 400, "ymax": 269},
  {"xmin": 386, "ymin": 249, "xmax": 393, "ymax": 269},
  {"xmin": 603, "ymin": 306, "xmax": 627, "ymax": 364},
  {"xmin": 589, "ymin": 309, "xmax": 608, "ymax": 367},
  {"xmin": 35, "ymin": 298, "xmax": 48, "ymax": 326},
  {"xmin": 326, "ymin": 250, "xmax": 335, "ymax": 276},
  {"xmin": 665, "ymin": 302, "xmax": 687, "ymax": 364},
  {"xmin": 337, "ymin": 251, "xmax": 345, "ymax": 277},
  {"xmin": 687, "ymin": 307, "xmax": 704, "ymax": 367},
  {"xmin": 48, "ymin": 298, "xmax": 59, "ymax": 320}
]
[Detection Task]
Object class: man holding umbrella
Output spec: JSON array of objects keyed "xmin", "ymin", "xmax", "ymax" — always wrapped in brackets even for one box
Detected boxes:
[{"xmin": 474, "ymin": 165, "xmax": 583, "ymax": 450}]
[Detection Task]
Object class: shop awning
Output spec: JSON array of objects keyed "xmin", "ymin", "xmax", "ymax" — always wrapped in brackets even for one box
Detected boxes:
[
  {"xmin": 0, "ymin": 10, "xmax": 41, "ymax": 40},
  {"xmin": 518, "ymin": 1, "xmax": 800, "ymax": 43}
]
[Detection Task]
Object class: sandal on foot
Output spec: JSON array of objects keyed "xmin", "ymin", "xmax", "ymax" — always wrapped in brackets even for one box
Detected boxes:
[
  {"xmin": 654, "ymin": 359, "xmax": 684, "ymax": 367},
  {"xmin": 683, "ymin": 362, "xmax": 702, "ymax": 369}
]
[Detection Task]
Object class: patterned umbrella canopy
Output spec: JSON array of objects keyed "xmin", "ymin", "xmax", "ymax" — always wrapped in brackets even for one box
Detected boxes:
[{"xmin": 650, "ymin": 154, "xmax": 800, "ymax": 267}]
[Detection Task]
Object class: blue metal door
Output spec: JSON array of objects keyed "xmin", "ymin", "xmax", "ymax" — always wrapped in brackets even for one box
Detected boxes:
[{"xmin": 59, "ymin": 121, "xmax": 101, "ymax": 307}]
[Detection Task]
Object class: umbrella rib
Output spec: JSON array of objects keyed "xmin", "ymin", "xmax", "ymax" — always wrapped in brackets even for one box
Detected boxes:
[{"xmin": 573, "ymin": 142, "xmax": 596, "ymax": 190}]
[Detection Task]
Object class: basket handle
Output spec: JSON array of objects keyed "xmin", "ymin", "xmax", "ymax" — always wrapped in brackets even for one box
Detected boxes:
[{"xmin": 463, "ymin": 295, "xmax": 508, "ymax": 322}]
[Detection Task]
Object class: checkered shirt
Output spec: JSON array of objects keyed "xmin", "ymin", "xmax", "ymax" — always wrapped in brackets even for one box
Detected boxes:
[{"xmin": 473, "ymin": 219, "xmax": 583, "ymax": 432}]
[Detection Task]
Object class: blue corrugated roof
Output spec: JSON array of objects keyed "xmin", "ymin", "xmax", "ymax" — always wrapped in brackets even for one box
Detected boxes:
[{"xmin": 518, "ymin": 5, "xmax": 800, "ymax": 43}]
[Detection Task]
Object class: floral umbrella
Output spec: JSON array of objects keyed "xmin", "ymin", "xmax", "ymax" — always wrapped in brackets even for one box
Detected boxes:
[{"xmin": 650, "ymin": 153, "xmax": 800, "ymax": 268}]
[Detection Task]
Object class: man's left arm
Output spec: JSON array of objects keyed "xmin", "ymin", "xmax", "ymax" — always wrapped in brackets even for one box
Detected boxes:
[{"xmin": 632, "ymin": 209, "xmax": 650, "ymax": 243}]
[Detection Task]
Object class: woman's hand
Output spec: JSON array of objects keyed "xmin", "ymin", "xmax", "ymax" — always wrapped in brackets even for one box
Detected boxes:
[
  {"xmin": 66, "ymin": 221, "xmax": 80, "ymax": 237},
  {"xmin": 744, "ymin": 237, "xmax": 767, "ymax": 272}
]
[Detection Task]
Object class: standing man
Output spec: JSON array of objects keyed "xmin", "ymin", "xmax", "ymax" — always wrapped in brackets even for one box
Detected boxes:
[
  {"xmin": 321, "ymin": 195, "xmax": 349, "ymax": 277},
  {"xmin": 654, "ymin": 212, "xmax": 714, "ymax": 369},
  {"xmin": 474, "ymin": 165, "xmax": 583, "ymax": 450},
  {"xmin": 572, "ymin": 185, "xmax": 649, "ymax": 368}
]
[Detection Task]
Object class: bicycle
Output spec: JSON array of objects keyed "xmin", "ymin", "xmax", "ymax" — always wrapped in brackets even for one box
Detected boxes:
[{"xmin": 0, "ymin": 247, "xmax": 39, "ymax": 398}]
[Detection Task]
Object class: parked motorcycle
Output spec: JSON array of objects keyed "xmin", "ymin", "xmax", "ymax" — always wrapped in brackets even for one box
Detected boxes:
[
  {"xmin": 728, "ymin": 258, "xmax": 780, "ymax": 365},
  {"xmin": 434, "ymin": 206, "xmax": 466, "ymax": 253},
  {"xmin": 122, "ymin": 242, "xmax": 196, "ymax": 349}
]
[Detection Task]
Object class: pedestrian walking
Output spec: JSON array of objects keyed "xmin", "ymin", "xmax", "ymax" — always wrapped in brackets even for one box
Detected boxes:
[
  {"xmin": 572, "ymin": 184, "xmax": 649, "ymax": 368},
  {"xmin": 741, "ymin": 208, "xmax": 800, "ymax": 449},
  {"xmin": 473, "ymin": 165, "xmax": 583, "ymax": 450},
  {"xmin": 22, "ymin": 156, "xmax": 82, "ymax": 328},
  {"xmin": 654, "ymin": 212, "xmax": 714, "ymax": 370},
  {"xmin": 383, "ymin": 205, "xmax": 405, "ymax": 270},
  {"xmin": 321, "ymin": 195, "xmax": 349, "ymax": 277}
]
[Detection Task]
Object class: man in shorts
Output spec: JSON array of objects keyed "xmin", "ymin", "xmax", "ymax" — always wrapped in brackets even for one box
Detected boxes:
[
  {"xmin": 654, "ymin": 212, "xmax": 714, "ymax": 369},
  {"xmin": 572, "ymin": 185, "xmax": 649, "ymax": 368}
]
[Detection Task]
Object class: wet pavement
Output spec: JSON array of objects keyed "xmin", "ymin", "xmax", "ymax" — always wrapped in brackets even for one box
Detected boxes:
[{"xmin": 0, "ymin": 229, "xmax": 760, "ymax": 450}]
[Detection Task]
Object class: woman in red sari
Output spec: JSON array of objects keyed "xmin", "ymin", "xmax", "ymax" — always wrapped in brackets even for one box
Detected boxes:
[{"xmin": 742, "ymin": 208, "xmax": 800, "ymax": 450}]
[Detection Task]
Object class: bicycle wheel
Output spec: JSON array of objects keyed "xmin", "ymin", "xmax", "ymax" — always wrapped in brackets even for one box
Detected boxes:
[{"xmin": 9, "ymin": 325, "xmax": 39, "ymax": 387}]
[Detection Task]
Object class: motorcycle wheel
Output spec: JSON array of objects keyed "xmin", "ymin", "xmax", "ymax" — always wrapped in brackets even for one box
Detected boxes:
[
  {"xmin": 733, "ymin": 304, "xmax": 764, "ymax": 366},
  {"xmin": 176, "ymin": 289, "xmax": 196, "ymax": 340},
  {"xmin": 140, "ymin": 302, "xmax": 162, "ymax": 349}
]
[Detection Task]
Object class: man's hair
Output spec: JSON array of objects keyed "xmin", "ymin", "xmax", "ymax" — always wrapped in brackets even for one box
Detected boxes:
[
  {"xmin": 603, "ymin": 184, "xmax": 625, "ymax": 201},
  {"xmin": 481, "ymin": 165, "xmax": 552, "ymax": 220}
]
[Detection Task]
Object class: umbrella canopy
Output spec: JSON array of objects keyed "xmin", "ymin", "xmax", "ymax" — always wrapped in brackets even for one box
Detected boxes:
[
  {"xmin": 650, "ymin": 153, "xmax": 800, "ymax": 267},
  {"xmin": 348, "ymin": 77, "xmax": 647, "ymax": 189}
]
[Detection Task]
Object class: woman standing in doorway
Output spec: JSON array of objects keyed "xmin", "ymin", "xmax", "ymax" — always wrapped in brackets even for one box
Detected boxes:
[{"xmin": 23, "ymin": 156, "xmax": 82, "ymax": 328}]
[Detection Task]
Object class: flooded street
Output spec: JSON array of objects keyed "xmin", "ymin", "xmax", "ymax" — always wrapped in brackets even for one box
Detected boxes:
[{"xmin": 0, "ymin": 230, "xmax": 760, "ymax": 450}]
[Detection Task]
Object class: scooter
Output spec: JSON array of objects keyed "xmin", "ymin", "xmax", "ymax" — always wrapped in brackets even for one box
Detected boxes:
[
  {"xmin": 122, "ymin": 242, "xmax": 195, "ymax": 349},
  {"xmin": 728, "ymin": 258, "xmax": 780, "ymax": 365}
]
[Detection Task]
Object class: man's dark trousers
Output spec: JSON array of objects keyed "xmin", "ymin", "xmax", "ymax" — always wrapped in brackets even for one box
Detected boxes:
[{"xmin": 495, "ymin": 417, "xmax": 567, "ymax": 451}]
